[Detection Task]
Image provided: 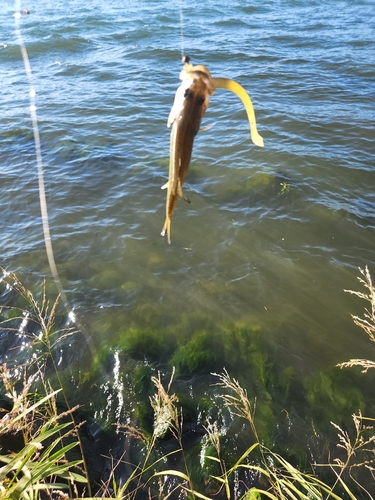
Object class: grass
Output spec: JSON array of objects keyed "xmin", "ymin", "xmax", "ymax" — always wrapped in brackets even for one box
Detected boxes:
[
  {"xmin": 0, "ymin": 266, "xmax": 375, "ymax": 498},
  {"xmin": 0, "ymin": 268, "xmax": 89, "ymax": 499},
  {"xmin": 338, "ymin": 266, "xmax": 375, "ymax": 373},
  {"xmin": 0, "ymin": 365, "xmax": 86, "ymax": 499}
]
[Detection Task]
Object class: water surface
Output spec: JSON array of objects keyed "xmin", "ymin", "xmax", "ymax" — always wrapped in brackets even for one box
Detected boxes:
[{"xmin": 1, "ymin": 0, "xmax": 375, "ymax": 458}]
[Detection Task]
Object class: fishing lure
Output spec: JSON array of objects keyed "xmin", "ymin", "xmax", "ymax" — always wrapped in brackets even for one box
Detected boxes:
[{"xmin": 161, "ymin": 57, "xmax": 264, "ymax": 244}]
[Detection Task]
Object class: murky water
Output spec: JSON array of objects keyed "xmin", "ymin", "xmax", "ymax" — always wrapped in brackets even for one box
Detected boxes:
[{"xmin": 1, "ymin": 0, "xmax": 375, "ymax": 475}]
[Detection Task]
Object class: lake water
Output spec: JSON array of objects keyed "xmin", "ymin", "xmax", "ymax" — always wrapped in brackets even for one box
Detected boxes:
[{"xmin": 1, "ymin": 0, "xmax": 375, "ymax": 488}]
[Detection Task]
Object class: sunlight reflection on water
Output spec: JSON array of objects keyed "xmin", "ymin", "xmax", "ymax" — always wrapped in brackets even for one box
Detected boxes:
[{"xmin": 0, "ymin": 0, "xmax": 375, "ymax": 423}]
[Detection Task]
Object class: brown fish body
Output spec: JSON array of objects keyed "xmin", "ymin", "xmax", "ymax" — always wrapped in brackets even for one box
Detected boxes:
[
  {"xmin": 161, "ymin": 64, "xmax": 215, "ymax": 244},
  {"xmin": 161, "ymin": 60, "xmax": 264, "ymax": 244}
]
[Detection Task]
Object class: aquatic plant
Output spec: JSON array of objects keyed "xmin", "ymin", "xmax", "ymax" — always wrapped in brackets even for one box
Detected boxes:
[
  {"xmin": 305, "ymin": 367, "xmax": 366, "ymax": 432},
  {"xmin": 1, "ymin": 267, "xmax": 375, "ymax": 498}
]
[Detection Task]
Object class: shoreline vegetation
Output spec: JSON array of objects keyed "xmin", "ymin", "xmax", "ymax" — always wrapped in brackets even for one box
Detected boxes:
[{"xmin": 0, "ymin": 266, "xmax": 375, "ymax": 499}]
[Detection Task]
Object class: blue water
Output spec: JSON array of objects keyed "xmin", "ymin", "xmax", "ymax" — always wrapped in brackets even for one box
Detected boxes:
[{"xmin": 1, "ymin": 0, "xmax": 375, "ymax": 457}]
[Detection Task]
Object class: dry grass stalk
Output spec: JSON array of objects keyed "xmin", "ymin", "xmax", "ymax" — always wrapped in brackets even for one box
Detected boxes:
[
  {"xmin": 338, "ymin": 266, "xmax": 375, "ymax": 373},
  {"xmin": 338, "ymin": 359, "xmax": 375, "ymax": 373},
  {"xmin": 149, "ymin": 369, "xmax": 179, "ymax": 440},
  {"xmin": 344, "ymin": 265, "xmax": 375, "ymax": 343},
  {"xmin": 213, "ymin": 368, "xmax": 259, "ymax": 445},
  {"xmin": 326, "ymin": 412, "xmax": 375, "ymax": 499},
  {"xmin": 0, "ymin": 267, "xmax": 78, "ymax": 361}
]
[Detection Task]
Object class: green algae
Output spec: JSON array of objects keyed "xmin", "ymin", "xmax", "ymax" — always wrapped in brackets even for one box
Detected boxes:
[
  {"xmin": 147, "ymin": 253, "xmax": 165, "ymax": 267},
  {"xmin": 116, "ymin": 327, "xmax": 176, "ymax": 363},
  {"xmin": 70, "ymin": 308, "xmax": 375, "ymax": 471},
  {"xmin": 170, "ymin": 331, "xmax": 219, "ymax": 376},
  {"xmin": 132, "ymin": 302, "xmax": 164, "ymax": 328},
  {"xmin": 305, "ymin": 366, "xmax": 367, "ymax": 432},
  {"xmin": 275, "ymin": 366, "xmax": 298, "ymax": 404},
  {"xmin": 7, "ymin": 269, "xmax": 375, "ymax": 493},
  {"xmin": 226, "ymin": 172, "xmax": 276, "ymax": 195},
  {"xmin": 90, "ymin": 268, "xmax": 125, "ymax": 290},
  {"xmin": 133, "ymin": 364, "xmax": 155, "ymax": 435}
]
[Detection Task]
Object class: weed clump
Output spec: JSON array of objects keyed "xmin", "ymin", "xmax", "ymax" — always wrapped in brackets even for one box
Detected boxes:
[{"xmin": 1, "ymin": 266, "xmax": 375, "ymax": 498}]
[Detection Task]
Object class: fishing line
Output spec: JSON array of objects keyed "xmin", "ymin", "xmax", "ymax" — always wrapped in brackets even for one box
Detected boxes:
[
  {"xmin": 11, "ymin": 5, "xmax": 137, "ymax": 479},
  {"xmin": 12, "ymin": 1, "xmax": 100, "ymax": 362},
  {"xmin": 179, "ymin": 0, "xmax": 185, "ymax": 60},
  {"xmin": 13, "ymin": 1, "xmax": 69, "ymax": 311}
]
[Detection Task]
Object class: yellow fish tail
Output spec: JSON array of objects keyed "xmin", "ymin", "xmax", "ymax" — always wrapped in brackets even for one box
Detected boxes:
[{"xmin": 212, "ymin": 77, "xmax": 264, "ymax": 148}]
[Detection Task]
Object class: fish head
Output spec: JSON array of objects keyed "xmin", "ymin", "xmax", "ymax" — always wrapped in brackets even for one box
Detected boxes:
[
  {"xmin": 168, "ymin": 63, "xmax": 215, "ymax": 128},
  {"xmin": 180, "ymin": 63, "xmax": 216, "ymax": 96}
]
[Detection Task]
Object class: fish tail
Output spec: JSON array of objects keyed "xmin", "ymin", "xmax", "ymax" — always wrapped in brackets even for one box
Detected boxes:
[
  {"xmin": 161, "ymin": 217, "xmax": 172, "ymax": 244},
  {"xmin": 212, "ymin": 77, "xmax": 264, "ymax": 148}
]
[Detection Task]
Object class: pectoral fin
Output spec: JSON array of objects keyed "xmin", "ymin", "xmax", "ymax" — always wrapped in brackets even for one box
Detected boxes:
[
  {"xmin": 199, "ymin": 122, "xmax": 216, "ymax": 132},
  {"xmin": 167, "ymin": 108, "xmax": 176, "ymax": 128},
  {"xmin": 178, "ymin": 181, "xmax": 191, "ymax": 203},
  {"xmin": 212, "ymin": 77, "xmax": 264, "ymax": 148},
  {"xmin": 161, "ymin": 181, "xmax": 190, "ymax": 203}
]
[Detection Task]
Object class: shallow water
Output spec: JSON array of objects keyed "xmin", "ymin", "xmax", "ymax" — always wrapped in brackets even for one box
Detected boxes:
[{"xmin": 1, "ymin": 0, "xmax": 375, "ymax": 462}]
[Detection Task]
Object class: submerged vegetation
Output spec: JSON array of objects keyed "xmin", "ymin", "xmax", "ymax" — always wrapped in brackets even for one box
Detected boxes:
[{"xmin": 0, "ymin": 266, "xmax": 375, "ymax": 498}]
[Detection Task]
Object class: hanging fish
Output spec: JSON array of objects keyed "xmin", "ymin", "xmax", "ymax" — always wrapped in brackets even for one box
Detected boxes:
[{"xmin": 161, "ymin": 56, "xmax": 264, "ymax": 244}]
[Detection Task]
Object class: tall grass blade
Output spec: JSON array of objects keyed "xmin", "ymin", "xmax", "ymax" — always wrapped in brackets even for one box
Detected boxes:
[{"xmin": 227, "ymin": 442, "xmax": 259, "ymax": 475}]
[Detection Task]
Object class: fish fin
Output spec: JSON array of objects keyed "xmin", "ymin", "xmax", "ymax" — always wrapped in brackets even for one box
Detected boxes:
[
  {"xmin": 167, "ymin": 81, "xmax": 186, "ymax": 127},
  {"xmin": 167, "ymin": 109, "xmax": 176, "ymax": 127},
  {"xmin": 212, "ymin": 77, "xmax": 264, "ymax": 147},
  {"xmin": 199, "ymin": 122, "xmax": 216, "ymax": 133},
  {"xmin": 161, "ymin": 218, "xmax": 171, "ymax": 244},
  {"xmin": 168, "ymin": 77, "xmax": 195, "ymax": 127},
  {"xmin": 161, "ymin": 181, "xmax": 169, "ymax": 190},
  {"xmin": 178, "ymin": 181, "xmax": 191, "ymax": 204},
  {"xmin": 168, "ymin": 95, "xmax": 181, "ymax": 126}
]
